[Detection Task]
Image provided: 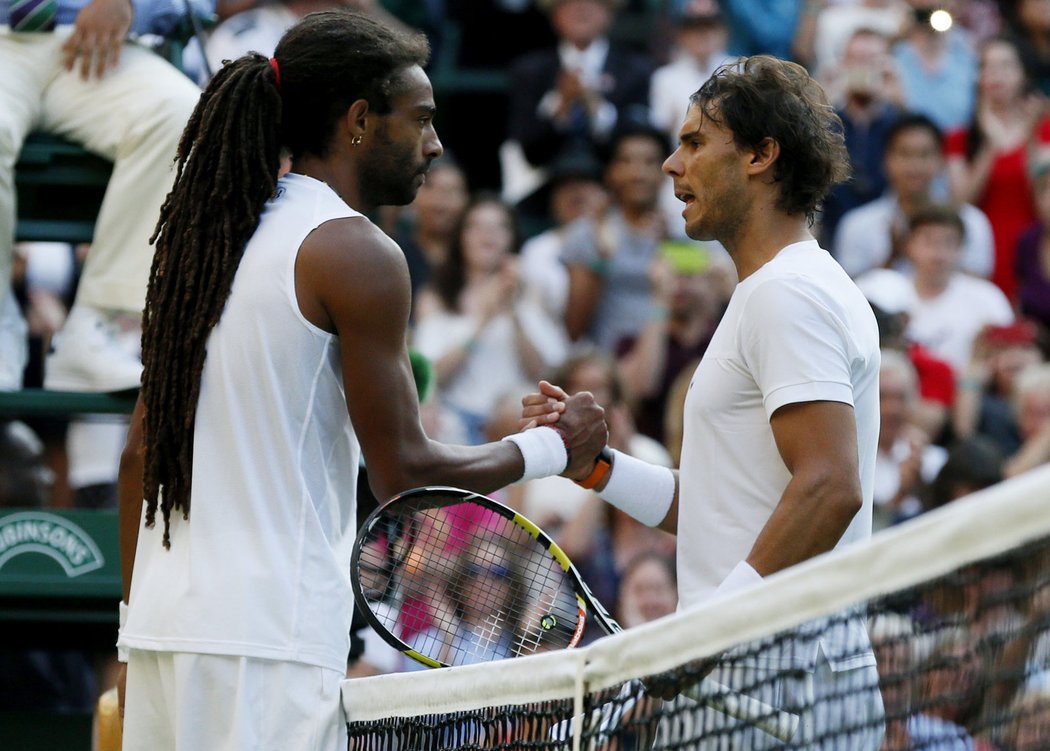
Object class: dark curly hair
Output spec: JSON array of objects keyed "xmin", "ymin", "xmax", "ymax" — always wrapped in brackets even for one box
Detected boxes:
[
  {"xmin": 690, "ymin": 55, "xmax": 851, "ymax": 224},
  {"xmin": 141, "ymin": 10, "xmax": 429, "ymax": 546}
]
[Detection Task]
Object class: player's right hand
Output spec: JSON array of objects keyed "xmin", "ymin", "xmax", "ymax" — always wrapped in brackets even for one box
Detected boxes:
[{"xmin": 556, "ymin": 392, "xmax": 608, "ymax": 482}]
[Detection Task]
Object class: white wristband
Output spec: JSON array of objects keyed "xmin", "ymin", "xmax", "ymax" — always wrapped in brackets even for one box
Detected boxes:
[
  {"xmin": 597, "ymin": 449, "xmax": 675, "ymax": 527},
  {"xmin": 713, "ymin": 560, "xmax": 763, "ymax": 599},
  {"xmin": 502, "ymin": 426, "xmax": 569, "ymax": 482},
  {"xmin": 117, "ymin": 600, "xmax": 130, "ymax": 663}
]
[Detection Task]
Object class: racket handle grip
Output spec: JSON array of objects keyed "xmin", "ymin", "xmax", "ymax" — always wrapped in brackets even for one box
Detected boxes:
[{"xmin": 683, "ymin": 677, "xmax": 800, "ymax": 743}]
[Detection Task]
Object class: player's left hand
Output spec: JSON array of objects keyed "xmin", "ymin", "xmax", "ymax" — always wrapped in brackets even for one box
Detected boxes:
[
  {"xmin": 519, "ymin": 380, "xmax": 568, "ymax": 430},
  {"xmin": 63, "ymin": 0, "xmax": 133, "ymax": 80}
]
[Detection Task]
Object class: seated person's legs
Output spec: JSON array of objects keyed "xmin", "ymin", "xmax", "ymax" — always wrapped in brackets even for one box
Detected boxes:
[{"xmin": 41, "ymin": 41, "xmax": 199, "ymax": 392}]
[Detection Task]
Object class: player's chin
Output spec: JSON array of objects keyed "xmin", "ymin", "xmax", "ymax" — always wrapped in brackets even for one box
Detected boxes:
[
  {"xmin": 383, "ymin": 186, "xmax": 423, "ymax": 207},
  {"xmin": 683, "ymin": 219, "xmax": 708, "ymax": 242}
]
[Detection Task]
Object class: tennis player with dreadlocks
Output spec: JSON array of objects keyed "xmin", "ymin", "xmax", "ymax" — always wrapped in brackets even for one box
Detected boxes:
[{"xmin": 114, "ymin": 10, "xmax": 607, "ymax": 750}]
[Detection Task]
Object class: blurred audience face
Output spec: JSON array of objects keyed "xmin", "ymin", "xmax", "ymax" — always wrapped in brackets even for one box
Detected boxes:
[
  {"xmin": 550, "ymin": 177, "xmax": 608, "ymax": 226},
  {"xmin": 922, "ymin": 635, "xmax": 983, "ymax": 723},
  {"xmin": 675, "ymin": 0, "xmax": 727, "ymax": 63},
  {"xmin": 550, "ymin": 0, "xmax": 614, "ymax": 48},
  {"xmin": 978, "ymin": 38, "xmax": 1028, "ymax": 106},
  {"xmin": 869, "ymin": 615, "xmax": 916, "ymax": 718},
  {"xmin": 1011, "ymin": 693, "xmax": 1050, "ymax": 751},
  {"xmin": 617, "ymin": 555, "xmax": 677, "ymax": 628},
  {"xmin": 980, "ymin": 323, "xmax": 1044, "ymax": 396},
  {"xmin": 1018, "ymin": 0, "xmax": 1050, "ymax": 36},
  {"xmin": 841, "ymin": 30, "xmax": 892, "ymax": 105},
  {"xmin": 670, "ymin": 270, "xmax": 712, "ymax": 320},
  {"xmin": 606, "ymin": 135, "xmax": 665, "ymax": 212},
  {"xmin": 1016, "ymin": 365, "xmax": 1050, "ymax": 440},
  {"xmin": 996, "ymin": 343, "xmax": 1043, "ymax": 393},
  {"xmin": 413, "ymin": 162, "xmax": 468, "ymax": 239},
  {"xmin": 460, "ymin": 200, "xmax": 516, "ymax": 273},
  {"xmin": 565, "ymin": 357, "xmax": 616, "ymax": 408},
  {"xmin": 884, "ymin": 125, "xmax": 942, "ymax": 200},
  {"xmin": 459, "ymin": 538, "xmax": 515, "ymax": 625},
  {"xmin": 906, "ymin": 221, "xmax": 964, "ymax": 286}
]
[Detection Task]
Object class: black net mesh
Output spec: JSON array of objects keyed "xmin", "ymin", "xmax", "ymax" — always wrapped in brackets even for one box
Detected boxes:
[{"xmin": 345, "ymin": 477, "xmax": 1050, "ymax": 751}]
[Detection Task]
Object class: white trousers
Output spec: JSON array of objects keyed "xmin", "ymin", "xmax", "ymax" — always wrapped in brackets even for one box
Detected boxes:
[
  {"xmin": 0, "ymin": 30, "xmax": 199, "ymax": 313},
  {"xmin": 123, "ymin": 650, "xmax": 348, "ymax": 751}
]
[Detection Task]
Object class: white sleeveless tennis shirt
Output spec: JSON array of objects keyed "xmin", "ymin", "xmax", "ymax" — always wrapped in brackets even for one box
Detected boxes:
[{"xmin": 121, "ymin": 173, "xmax": 363, "ymax": 672}]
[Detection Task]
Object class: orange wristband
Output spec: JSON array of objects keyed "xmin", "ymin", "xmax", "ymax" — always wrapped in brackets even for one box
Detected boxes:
[{"xmin": 575, "ymin": 447, "xmax": 613, "ymax": 490}]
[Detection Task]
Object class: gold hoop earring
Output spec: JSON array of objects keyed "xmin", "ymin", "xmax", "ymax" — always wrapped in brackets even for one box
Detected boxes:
[{"xmin": 351, "ymin": 135, "xmax": 363, "ymax": 146}]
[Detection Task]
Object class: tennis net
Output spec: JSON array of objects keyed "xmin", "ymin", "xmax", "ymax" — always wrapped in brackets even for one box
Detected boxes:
[{"xmin": 343, "ymin": 466, "xmax": 1050, "ymax": 750}]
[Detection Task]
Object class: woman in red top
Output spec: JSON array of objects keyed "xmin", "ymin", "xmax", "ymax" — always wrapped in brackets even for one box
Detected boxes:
[{"xmin": 946, "ymin": 35, "xmax": 1050, "ymax": 302}]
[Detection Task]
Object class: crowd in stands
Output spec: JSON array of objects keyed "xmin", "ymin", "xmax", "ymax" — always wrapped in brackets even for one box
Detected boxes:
[{"xmin": 4, "ymin": 0, "xmax": 1050, "ymax": 732}]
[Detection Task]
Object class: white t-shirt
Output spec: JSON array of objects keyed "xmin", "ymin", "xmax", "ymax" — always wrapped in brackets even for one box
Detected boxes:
[
  {"xmin": 121, "ymin": 174, "xmax": 363, "ymax": 672},
  {"xmin": 907, "ymin": 274, "xmax": 1015, "ymax": 373},
  {"xmin": 678, "ymin": 241, "xmax": 881, "ymax": 670},
  {"xmin": 854, "ymin": 268, "xmax": 1014, "ymax": 372}
]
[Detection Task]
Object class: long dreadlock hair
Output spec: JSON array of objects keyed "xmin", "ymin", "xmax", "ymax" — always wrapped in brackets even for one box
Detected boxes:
[{"xmin": 141, "ymin": 10, "xmax": 430, "ymax": 546}]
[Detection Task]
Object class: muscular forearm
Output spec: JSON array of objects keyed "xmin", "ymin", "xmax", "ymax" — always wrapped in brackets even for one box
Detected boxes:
[
  {"xmin": 746, "ymin": 473, "xmax": 861, "ymax": 576},
  {"xmin": 368, "ymin": 438, "xmax": 525, "ymax": 502}
]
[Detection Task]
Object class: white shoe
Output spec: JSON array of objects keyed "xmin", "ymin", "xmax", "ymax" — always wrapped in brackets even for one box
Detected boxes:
[{"xmin": 44, "ymin": 304, "xmax": 142, "ymax": 392}]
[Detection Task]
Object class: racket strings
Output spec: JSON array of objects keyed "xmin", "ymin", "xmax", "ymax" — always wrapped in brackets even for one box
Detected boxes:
[{"xmin": 356, "ymin": 496, "xmax": 583, "ymax": 666}]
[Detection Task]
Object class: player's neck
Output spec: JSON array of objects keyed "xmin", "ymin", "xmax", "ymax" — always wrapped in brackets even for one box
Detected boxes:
[
  {"xmin": 292, "ymin": 155, "xmax": 373, "ymax": 215},
  {"xmin": 724, "ymin": 213, "xmax": 812, "ymax": 281}
]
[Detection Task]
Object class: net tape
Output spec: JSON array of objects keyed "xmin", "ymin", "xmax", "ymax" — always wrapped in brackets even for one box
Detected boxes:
[{"xmin": 344, "ymin": 466, "xmax": 1050, "ymax": 750}]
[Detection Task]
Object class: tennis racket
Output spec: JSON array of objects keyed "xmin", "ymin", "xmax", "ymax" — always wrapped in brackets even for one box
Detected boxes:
[{"xmin": 350, "ymin": 486, "xmax": 799, "ymax": 742}]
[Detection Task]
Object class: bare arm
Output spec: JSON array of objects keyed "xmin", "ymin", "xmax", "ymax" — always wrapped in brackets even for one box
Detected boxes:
[
  {"xmin": 947, "ymin": 151, "xmax": 996, "ymax": 207},
  {"xmin": 118, "ymin": 395, "xmax": 145, "ymax": 605},
  {"xmin": 116, "ymin": 394, "xmax": 145, "ymax": 723},
  {"xmin": 297, "ymin": 219, "xmax": 607, "ymax": 497},
  {"xmin": 747, "ymin": 401, "xmax": 863, "ymax": 576}
]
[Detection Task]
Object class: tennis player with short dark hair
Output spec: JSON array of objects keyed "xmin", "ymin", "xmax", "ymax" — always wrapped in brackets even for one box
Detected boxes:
[
  {"xmin": 526, "ymin": 56, "xmax": 885, "ymax": 747},
  {"xmin": 115, "ymin": 11, "xmax": 607, "ymax": 750}
]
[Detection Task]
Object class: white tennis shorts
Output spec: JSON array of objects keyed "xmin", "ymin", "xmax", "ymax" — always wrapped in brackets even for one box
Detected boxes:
[{"xmin": 122, "ymin": 650, "xmax": 346, "ymax": 751}]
